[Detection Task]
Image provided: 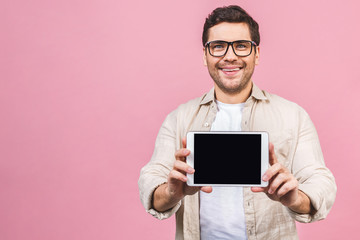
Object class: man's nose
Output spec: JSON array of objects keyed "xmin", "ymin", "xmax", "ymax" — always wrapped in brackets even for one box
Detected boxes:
[{"xmin": 223, "ymin": 45, "xmax": 237, "ymax": 61}]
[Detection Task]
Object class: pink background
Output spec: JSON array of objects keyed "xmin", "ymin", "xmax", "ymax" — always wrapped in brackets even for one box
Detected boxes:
[{"xmin": 1, "ymin": 0, "xmax": 359, "ymax": 239}]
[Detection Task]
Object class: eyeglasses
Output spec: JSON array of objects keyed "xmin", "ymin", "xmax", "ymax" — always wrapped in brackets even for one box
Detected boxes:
[{"xmin": 205, "ymin": 40, "xmax": 257, "ymax": 57}]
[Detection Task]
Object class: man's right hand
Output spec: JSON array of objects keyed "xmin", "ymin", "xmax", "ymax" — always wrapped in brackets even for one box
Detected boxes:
[{"xmin": 152, "ymin": 138, "xmax": 212, "ymax": 212}]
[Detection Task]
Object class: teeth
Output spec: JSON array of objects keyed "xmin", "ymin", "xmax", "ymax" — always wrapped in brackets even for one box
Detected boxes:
[{"xmin": 222, "ymin": 68, "xmax": 240, "ymax": 72}]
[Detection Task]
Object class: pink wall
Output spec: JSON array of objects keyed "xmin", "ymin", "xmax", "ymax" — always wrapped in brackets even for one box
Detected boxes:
[{"xmin": 1, "ymin": 0, "xmax": 359, "ymax": 239}]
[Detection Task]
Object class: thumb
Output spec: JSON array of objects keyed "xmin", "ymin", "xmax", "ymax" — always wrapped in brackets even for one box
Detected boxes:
[
  {"xmin": 269, "ymin": 142, "xmax": 278, "ymax": 166},
  {"xmin": 182, "ymin": 137, "xmax": 187, "ymax": 149}
]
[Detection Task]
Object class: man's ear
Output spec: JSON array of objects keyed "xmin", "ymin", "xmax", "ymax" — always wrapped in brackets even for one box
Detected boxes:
[
  {"xmin": 255, "ymin": 46, "xmax": 260, "ymax": 65},
  {"xmin": 203, "ymin": 47, "xmax": 207, "ymax": 66}
]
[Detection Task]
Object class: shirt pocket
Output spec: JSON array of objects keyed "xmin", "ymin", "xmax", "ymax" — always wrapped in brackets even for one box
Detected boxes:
[{"xmin": 268, "ymin": 130, "xmax": 293, "ymax": 168}]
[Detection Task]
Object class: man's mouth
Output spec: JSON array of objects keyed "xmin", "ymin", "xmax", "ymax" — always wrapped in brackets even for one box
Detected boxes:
[
  {"xmin": 221, "ymin": 67, "xmax": 241, "ymax": 72},
  {"xmin": 219, "ymin": 66, "xmax": 243, "ymax": 75}
]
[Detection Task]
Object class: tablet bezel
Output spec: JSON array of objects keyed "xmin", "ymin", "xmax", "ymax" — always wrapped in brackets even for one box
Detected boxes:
[{"xmin": 186, "ymin": 131, "xmax": 269, "ymax": 187}]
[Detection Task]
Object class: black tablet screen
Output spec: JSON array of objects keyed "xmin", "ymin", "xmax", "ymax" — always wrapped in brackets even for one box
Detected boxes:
[{"xmin": 194, "ymin": 133, "xmax": 261, "ymax": 184}]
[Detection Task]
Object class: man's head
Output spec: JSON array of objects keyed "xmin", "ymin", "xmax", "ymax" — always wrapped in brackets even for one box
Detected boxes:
[
  {"xmin": 202, "ymin": 6, "xmax": 260, "ymax": 99},
  {"xmin": 202, "ymin": 5, "xmax": 260, "ymax": 47}
]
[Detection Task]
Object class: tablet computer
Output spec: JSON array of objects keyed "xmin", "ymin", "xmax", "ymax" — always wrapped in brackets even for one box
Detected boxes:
[{"xmin": 186, "ymin": 131, "xmax": 269, "ymax": 187}]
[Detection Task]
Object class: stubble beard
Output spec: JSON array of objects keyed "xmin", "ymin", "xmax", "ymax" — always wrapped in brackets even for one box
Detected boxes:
[{"xmin": 209, "ymin": 62, "xmax": 255, "ymax": 95}]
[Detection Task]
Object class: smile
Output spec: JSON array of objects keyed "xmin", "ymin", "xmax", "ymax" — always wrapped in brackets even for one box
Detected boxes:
[
  {"xmin": 219, "ymin": 66, "xmax": 243, "ymax": 76},
  {"xmin": 221, "ymin": 68, "xmax": 241, "ymax": 72}
]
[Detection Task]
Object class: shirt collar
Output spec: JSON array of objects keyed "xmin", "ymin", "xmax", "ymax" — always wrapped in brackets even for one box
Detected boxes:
[
  {"xmin": 251, "ymin": 83, "xmax": 268, "ymax": 101},
  {"xmin": 199, "ymin": 82, "xmax": 268, "ymax": 106}
]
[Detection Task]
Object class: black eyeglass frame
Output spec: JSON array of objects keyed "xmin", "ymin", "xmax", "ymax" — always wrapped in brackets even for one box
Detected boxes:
[{"xmin": 205, "ymin": 40, "xmax": 257, "ymax": 57}]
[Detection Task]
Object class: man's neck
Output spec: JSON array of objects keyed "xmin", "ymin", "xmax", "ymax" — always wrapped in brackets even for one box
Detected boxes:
[{"xmin": 214, "ymin": 82, "xmax": 252, "ymax": 104}]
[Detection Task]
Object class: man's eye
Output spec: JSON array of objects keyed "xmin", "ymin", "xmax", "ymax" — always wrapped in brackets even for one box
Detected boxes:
[
  {"xmin": 236, "ymin": 44, "xmax": 247, "ymax": 49},
  {"xmin": 213, "ymin": 45, "xmax": 225, "ymax": 49}
]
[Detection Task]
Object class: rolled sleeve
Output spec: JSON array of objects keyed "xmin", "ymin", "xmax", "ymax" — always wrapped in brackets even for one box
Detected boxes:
[
  {"xmin": 138, "ymin": 110, "xmax": 181, "ymax": 220},
  {"xmin": 139, "ymin": 177, "xmax": 182, "ymax": 220},
  {"xmin": 288, "ymin": 108, "xmax": 337, "ymax": 223}
]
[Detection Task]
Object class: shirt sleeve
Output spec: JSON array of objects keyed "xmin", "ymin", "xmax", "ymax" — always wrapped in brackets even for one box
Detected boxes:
[
  {"xmin": 287, "ymin": 107, "xmax": 337, "ymax": 223},
  {"xmin": 138, "ymin": 110, "xmax": 182, "ymax": 220}
]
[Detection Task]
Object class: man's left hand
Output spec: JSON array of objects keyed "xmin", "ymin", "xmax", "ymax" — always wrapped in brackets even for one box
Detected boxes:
[{"xmin": 251, "ymin": 143, "xmax": 309, "ymax": 212}]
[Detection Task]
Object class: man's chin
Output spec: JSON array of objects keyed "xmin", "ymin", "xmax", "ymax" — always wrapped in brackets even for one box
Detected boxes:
[
  {"xmin": 215, "ymin": 79, "xmax": 251, "ymax": 95},
  {"xmin": 218, "ymin": 84, "xmax": 244, "ymax": 95}
]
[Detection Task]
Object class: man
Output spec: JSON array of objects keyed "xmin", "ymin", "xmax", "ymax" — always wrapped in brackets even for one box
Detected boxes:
[{"xmin": 138, "ymin": 5, "xmax": 336, "ymax": 240}]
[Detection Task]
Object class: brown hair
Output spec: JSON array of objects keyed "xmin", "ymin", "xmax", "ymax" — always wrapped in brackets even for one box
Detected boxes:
[{"xmin": 202, "ymin": 5, "xmax": 260, "ymax": 46}]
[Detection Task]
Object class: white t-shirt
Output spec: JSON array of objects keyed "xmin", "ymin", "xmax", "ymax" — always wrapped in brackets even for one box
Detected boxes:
[{"xmin": 200, "ymin": 100, "xmax": 247, "ymax": 240}]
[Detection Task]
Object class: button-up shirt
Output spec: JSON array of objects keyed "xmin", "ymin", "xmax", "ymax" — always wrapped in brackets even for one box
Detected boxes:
[{"xmin": 138, "ymin": 83, "xmax": 336, "ymax": 240}]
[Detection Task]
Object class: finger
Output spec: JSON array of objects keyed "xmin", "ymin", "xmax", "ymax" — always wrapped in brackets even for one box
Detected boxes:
[
  {"xmin": 182, "ymin": 137, "xmax": 187, "ymax": 149},
  {"xmin": 269, "ymin": 142, "xmax": 278, "ymax": 166},
  {"xmin": 173, "ymin": 160, "xmax": 195, "ymax": 174},
  {"xmin": 168, "ymin": 169, "xmax": 188, "ymax": 182},
  {"xmin": 267, "ymin": 172, "xmax": 291, "ymax": 195},
  {"xmin": 251, "ymin": 187, "xmax": 267, "ymax": 193},
  {"xmin": 175, "ymin": 148, "xmax": 190, "ymax": 161},
  {"xmin": 200, "ymin": 186, "xmax": 213, "ymax": 193},
  {"xmin": 277, "ymin": 179, "xmax": 298, "ymax": 198},
  {"xmin": 262, "ymin": 162, "xmax": 283, "ymax": 182}
]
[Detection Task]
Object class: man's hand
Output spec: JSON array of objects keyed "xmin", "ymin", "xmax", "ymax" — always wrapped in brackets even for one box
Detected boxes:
[
  {"xmin": 152, "ymin": 138, "xmax": 212, "ymax": 212},
  {"xmin": 251, "ymin": 143, "xmax": 314, "ymax": 214}
]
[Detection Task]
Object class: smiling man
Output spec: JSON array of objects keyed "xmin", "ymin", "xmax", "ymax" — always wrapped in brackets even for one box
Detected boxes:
[
  {"xmin": 138, "ymin": 5, "xmax": 336, "ymax": 240},
  {"xmin": 203, "ymin": 22, "xmax": 258, "ymax": 104}
]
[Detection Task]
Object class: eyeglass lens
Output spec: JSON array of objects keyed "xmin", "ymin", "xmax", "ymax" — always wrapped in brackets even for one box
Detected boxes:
[{"xmin": 208, "ymin": 41, "xmax": 253, "ymax": 57}]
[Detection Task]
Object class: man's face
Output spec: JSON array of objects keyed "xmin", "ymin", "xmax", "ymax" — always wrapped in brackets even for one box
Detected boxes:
[{"xmin": 203, "ymin": 22, "xmax": 260, "ymax": 95}]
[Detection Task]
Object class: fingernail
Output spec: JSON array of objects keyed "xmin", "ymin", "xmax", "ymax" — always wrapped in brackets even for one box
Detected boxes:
[
  {"xmin": 183, "ymin": 177, "xmax": 187, "ymax": 181},
  {"xmin": 262, "ymin": 175, "xmax": 268, "ymax": 181},
  {"xmin": 188, "ymin": 168, "xmax": 195, "ymax": 174},
  {"xmin": 183, "ymin": 149, "xmax": 189, "ymax": 154},
  {"xmin": 268, "ymin": 189, "xmax": 273, "ymax": 194}
]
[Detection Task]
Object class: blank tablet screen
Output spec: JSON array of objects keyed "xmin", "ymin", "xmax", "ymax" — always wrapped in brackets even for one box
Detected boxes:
[{"xmin": 194, "ymin": 133, "xmax": 261, "ymax": 185}]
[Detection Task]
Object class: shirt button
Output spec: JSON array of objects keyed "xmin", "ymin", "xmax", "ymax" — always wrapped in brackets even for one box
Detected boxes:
[
  {"xmin": 245, "ymin": 121, "xmax": 247, "ymax": 125},
  {"xmin": 204, "ymin": 122, "xmax": 209, "ymax": 127}
]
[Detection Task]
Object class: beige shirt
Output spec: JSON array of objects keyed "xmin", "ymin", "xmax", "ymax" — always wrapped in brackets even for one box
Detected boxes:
[{"xmin": 138, "ymin": 84, "xmax": 336, "ymax": 240}]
